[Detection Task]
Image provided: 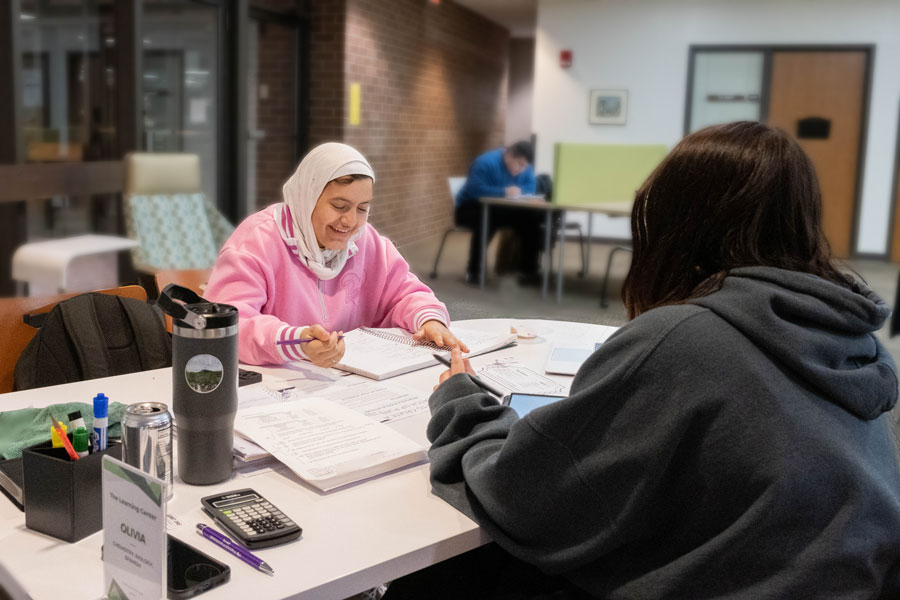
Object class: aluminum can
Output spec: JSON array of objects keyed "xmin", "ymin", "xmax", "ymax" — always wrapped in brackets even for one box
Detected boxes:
[{"xmin": 122, "ymin": 402, "xmax": 174, "ymax": 499}]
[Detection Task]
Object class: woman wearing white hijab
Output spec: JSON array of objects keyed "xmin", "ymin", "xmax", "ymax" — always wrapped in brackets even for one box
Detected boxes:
[{"xmin": 205, "ymin": 142, "xmax": 467, "ymax": 367}]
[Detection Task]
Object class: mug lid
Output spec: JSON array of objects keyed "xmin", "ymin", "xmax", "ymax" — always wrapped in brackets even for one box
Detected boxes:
[{"xmin": 172, "ymin": 302, "xmax": 238, "ymax": 330}]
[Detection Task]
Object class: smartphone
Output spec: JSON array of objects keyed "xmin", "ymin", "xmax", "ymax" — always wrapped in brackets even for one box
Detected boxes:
[
  {"xmin": 168, "ymin": 534, "xmax": 231, "ymax": 599},
  {"xmin": 502, "ymin": 393, "xmax": 566, "ymax": 417}
]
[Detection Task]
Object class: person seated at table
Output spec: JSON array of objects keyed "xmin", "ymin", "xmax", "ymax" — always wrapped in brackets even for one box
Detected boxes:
[
  {"xmin": 387, "ymin": 121, "xmax": 900, "ymax": 599},
  {"xmin": 455, "ymin": 141, "xmax": 544, "ymax": 286},
  {"xmin": 204, "ymin": 142, "xmax": 468, "ymax": 367}
]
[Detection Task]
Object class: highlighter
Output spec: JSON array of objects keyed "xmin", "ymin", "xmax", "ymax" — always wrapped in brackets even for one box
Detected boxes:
[
  {"xmin": 73, "ymin": 427, "xmax": 90, "ymax": 458},
  {"xmin": 68, "ymin": 410, "xmax": 86, "ymax": 432},
  {"xmin": 92, "ymin": 393, "xmax": 109, "ymax": 452},
  {"xmin": 50, "ymin": 422, "xmax": 69, "ymax": 448}
]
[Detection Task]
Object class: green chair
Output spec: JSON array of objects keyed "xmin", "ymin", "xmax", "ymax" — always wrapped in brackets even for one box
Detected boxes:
[{"xmin": 123, "ymin": 153, "xmax": 233, "ymax": 273}]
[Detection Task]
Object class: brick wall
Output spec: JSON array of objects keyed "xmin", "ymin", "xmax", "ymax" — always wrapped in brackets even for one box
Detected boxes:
[
  {"xmin": 323, "ymin": 0, "xmax": 509, "ymax": 248},
  {"xmin": 255, "ymin": 15, "xmax": 299, "ymax": 209},
  {"xmin": 308, "ymin": 0, "xmax": 347, "ymax": 147}
]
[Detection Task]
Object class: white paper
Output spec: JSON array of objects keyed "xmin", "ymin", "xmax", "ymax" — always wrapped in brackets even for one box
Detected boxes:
[
  {"xmin": 321, "ymin": 379, "xmax": 428, "ymax": 423},
  {"xmin": 234, "ymin": 398, "xmax": 425, "ymax": 491},
  {"xmin": 238, "ymin": 378, "xmax": 429, "ymax": 424},
  {"xmin": 477, "ymin": 364, "xmax": 567, "ymax": 395}
]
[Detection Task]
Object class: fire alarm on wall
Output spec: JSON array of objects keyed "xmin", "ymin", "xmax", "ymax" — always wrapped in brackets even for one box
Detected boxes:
[{"xmin": 560, "ymin": 50, "xmax": 573, "ymax": 69}]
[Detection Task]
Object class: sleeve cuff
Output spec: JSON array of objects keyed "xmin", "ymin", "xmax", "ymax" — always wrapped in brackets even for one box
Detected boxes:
[
  {"xmin": 275, "ymin": 325, "xmax": 309, "ymax": 362},
  {"xmin": 414, "ymin": 308, "xmax": 449, "ymax": 331}
]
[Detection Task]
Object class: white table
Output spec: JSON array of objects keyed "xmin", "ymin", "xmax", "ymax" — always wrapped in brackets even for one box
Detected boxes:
[
  {"xmin": 12, "ymin": 234, "xmax": 139, "ymax": 296},
  {"xmin": 479, "ymin": 198, "xmax": 631, "ymax": 302},
  {"xmin": 0, "ymin": 318, "xmax": 617, "ymax": 599}
]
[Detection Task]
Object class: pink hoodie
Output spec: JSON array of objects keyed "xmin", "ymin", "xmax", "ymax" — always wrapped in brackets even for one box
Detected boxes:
[{"xmin": 204, "ymin": 204, "xmax": 449, "ymax": 365}]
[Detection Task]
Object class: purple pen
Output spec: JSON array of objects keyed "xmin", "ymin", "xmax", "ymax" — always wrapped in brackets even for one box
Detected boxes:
[
  {"xmin": 277, "ymin": 334, "xmax": 345, "ymax": 346},
  {"xmin": 196, "ymin": 523, "xmax": 274, "ymax": 575}
]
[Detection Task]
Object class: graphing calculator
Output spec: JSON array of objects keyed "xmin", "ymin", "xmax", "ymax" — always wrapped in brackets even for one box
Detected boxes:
[{"xmin": 201, "ymin": 488, "xmax": 302, "ymax": 549}]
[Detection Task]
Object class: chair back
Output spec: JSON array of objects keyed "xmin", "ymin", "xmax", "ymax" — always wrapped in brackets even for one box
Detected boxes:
[
  {"xmin": 0, "ymin": 285, "xmax": 147, "ymax": 394},
  {"xmin": 448, "ymin": 176, "xmax": 466, "ymax": 203},
  {"xmin": 123, "ymin": 152, "xmax": 233, "ymax": 271},
  {"xmin": 536, "ymin": 173, "xmax": 553, "ymax": 202}
]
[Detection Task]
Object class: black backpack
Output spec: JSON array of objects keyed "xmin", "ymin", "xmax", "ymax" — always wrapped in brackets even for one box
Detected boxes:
[{"xmin": 13, "ymin": 293, "xmax": 172, "ymax": 391}]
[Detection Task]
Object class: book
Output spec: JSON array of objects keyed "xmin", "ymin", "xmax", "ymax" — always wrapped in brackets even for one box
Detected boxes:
[
  {"xmin": 331, "ymin": 326, "xmax": 517, "ymax": 380},
  {"xmin": 234, "ymin": 398, "xmax": 425, "ymax": 492},
  {"xmin": 0, "ymin": 458, "xmax": 24, "ymax": 511}
]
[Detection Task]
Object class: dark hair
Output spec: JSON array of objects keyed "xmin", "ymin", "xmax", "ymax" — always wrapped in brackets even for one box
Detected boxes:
[
  {"xmin": 330, "ymin": 174, "xmax": 372, "ymax": 185},
  {"xmin": 622, "ymin": 121, "xmax": 851, "ymax": 319},
  {"xmin": 506, "ymin": 141, "xmax": 534, "ymax": 164}
]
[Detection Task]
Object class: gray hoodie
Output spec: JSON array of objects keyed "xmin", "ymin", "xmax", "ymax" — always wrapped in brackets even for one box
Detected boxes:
[{"xmin": 428, "ymin": 266, "xmax": 900, "ymax": 598}]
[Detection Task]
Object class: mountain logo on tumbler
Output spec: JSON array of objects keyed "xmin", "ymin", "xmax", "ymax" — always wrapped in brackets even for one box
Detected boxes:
[{"xmin": 185, "ymin": 354, "xmax": 224, "ymax": 393}]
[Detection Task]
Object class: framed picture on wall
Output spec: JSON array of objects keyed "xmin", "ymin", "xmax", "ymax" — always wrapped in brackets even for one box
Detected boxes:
[{"xmin": 589, "ymin": 89, "xmax": 628, "ymax": 125}]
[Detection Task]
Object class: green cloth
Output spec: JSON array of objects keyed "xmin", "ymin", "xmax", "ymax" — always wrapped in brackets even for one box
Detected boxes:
[{"xmin": 0, "ymin": 401, "xmax": 127, "ymax": 459}]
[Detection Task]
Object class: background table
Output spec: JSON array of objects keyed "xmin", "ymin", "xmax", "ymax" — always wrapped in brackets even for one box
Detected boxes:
[
  {"xmin": 479, "ymin": 197, "xmax": 631, "ymax": 302},
  {"xmin": 0, "ymin": 318, "xmax": 617, "ymax": 599}
]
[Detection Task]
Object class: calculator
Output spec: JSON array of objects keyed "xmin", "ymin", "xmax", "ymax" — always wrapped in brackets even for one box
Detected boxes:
[{"xmin": 200, "ymin": 488, "xmax": 302, "ymax": 549}]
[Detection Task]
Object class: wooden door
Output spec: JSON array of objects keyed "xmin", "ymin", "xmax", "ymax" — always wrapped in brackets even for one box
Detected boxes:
[{"xmin": 767, "ymin": 51, "xmax": 867, "ymax": 258}]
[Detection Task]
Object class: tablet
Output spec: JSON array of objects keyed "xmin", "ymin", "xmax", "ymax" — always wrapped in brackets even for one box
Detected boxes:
[
  {"xmin": 544, "ymin": 342, "xmax": 602, "ymax": 375},
  {"xmin": 503, "ymin": 393, "xmax": 566, "ymax": 417}
]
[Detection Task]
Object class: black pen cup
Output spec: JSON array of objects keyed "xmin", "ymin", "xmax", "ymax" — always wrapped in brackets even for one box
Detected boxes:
[{"xmin": 22, "ymin": 439, "xmax": 122, "ymax": 543}]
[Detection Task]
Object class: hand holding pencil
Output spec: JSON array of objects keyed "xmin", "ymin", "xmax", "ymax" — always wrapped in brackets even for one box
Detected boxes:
[{"xmin": 296, "ymin": 324, "xmax": 345, "ymax": 369}]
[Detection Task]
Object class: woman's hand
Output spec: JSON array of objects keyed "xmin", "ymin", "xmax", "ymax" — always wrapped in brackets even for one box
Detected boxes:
[
  {"xmin": 414, "ymin": 320, "xmax": 471, "ymax": 353},
  {"xmin": 301, "ymin": 324, "xmax": 345, "ymax": 368},
  {"xmin": 434, "ymin": 347, "xmax": 475, "ymax": 391}
]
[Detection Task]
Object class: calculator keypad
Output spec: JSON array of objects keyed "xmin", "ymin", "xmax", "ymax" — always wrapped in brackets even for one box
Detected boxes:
[{"xmin": 223, "ymin": 501, "xmax": 297, "ymax": 539}]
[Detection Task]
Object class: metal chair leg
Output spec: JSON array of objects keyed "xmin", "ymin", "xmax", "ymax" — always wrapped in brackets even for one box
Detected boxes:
[
  {"xmin": 576, "ymin": 227, "xmax": 587, "ymax": 278},
  {"xmin": 429, "ymin": 228, "xmax": 454, "ymax": 279},
  {"xmin": 600, "ymin": 245, "xmax": 632, "ymax": 308}
]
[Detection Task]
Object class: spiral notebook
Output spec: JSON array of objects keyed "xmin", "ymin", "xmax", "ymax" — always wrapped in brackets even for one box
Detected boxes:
[{"xmin": 332, "ymin": 326, "xmax": 517, "ymax": 380}]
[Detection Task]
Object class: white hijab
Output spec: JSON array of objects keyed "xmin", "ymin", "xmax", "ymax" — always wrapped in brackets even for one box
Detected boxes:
[{"xmin": 275, "ymin": 142, "xmax": 375, "ymax": 280}]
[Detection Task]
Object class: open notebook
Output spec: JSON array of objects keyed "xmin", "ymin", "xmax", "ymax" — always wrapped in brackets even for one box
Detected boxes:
[{"xmin": 330, "ymin": 326, "xmax": 517, "ymax": 380}]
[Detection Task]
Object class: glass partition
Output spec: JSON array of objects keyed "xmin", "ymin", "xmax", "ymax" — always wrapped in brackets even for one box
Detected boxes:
[
  {"xmin": 142, "ymin": 0, "xmax": 220, "ymax": 204},
  {"xmin": 688, "ymin": 51, "xmax": 764, "ymax": 133}
]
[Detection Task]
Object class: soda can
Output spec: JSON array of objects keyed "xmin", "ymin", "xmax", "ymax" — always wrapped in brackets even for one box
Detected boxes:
[{"xmin": 121, "ymin": 402, "xmax": 174, "ymax": 500}]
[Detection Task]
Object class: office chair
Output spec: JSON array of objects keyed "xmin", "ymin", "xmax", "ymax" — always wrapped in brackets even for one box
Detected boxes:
[
  {"xmin": 537, "ymin": 174, "xmax": 587, "ymax": 278},
  {"xmin": 429, "ymin": 176, "xmax": 470, "ymax": 279},
  {"xmin": 123, "ymin": 153, "xmax": 234, "ymax": 273},
  {"xmin": 599, "ymin": 244, "xmax": 632, "ymax": 308}
]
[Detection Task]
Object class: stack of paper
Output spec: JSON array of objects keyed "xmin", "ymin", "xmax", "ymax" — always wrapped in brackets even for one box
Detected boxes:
[{"xmin": 234, "ymin": 398, "xmax": 425, "ymax": 492}]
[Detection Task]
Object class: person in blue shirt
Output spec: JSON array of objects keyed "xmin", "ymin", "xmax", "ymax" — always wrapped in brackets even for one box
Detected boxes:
[{"xmin": 455, "ymin": 141, "xmax": 543, "ymax": 285}]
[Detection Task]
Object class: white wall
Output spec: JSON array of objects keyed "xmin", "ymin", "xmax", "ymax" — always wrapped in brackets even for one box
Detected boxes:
[{"xmin": 534, "ymin": 0, "xmax": 900, "ymax": 253}]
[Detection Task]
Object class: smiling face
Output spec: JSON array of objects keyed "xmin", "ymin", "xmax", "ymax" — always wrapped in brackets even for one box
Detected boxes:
[{"xmin": 310, "ymin": 175, "xmax": 373, "ymax": 250}]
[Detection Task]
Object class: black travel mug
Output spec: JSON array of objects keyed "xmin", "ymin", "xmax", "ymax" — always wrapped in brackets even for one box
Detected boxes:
[{"xmin": 157, "ymin": 284, "xmax": 238, "ymax": 485}]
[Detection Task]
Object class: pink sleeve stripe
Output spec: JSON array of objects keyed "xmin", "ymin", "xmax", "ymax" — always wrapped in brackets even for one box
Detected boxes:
[
  {"xmin": 276, "ymin": 325, "xmax": 307, "ymax": 362},
  {"xmin": 414, "ymin": 309, "xmax": 448, "ymax": 331}
]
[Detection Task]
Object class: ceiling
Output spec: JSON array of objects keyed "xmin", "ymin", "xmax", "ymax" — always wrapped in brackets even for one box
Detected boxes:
[{"xmin": 452, "ymin": 0, "xmax": 538, "ymax": 38}]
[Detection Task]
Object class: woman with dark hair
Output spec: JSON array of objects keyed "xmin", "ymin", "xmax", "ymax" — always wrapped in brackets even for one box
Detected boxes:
[{"xmin": 393, "ymin": 122, "xmax": 900, "ymax": 598}]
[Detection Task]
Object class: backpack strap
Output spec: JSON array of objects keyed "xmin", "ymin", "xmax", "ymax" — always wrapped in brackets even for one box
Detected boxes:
[
  {"xmin": 59, "ymin": 294, "xmax": 114, "ymax": 381},
  {"xmin": 119, "ymin": 296, "xmax": 172, "ymax": 371}
]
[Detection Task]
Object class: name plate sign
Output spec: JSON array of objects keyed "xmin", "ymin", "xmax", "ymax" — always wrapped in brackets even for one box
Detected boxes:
[{"xmin": 102, "ymin": 455, "xmax": 168, "ymax": 600}]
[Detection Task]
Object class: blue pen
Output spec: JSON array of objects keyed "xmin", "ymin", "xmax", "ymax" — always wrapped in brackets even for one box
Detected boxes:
[
  {"xmin": 92, "ymin": 393, "xmax": 109, "ymax": 451},
  {"xmin": 196, "ymin": 523, "xmax": 274, "ymax": 575}
]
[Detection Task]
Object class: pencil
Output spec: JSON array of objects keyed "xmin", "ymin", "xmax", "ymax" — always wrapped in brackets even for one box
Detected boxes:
[{"xmin": 432, "ymin": 353, "xmax": 504, "ymax": 398}]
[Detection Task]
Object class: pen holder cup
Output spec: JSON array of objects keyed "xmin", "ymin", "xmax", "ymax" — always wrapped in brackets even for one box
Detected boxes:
[{"xmin": 22, "ymin": 439, "xmax": 122, "ymax": 543}]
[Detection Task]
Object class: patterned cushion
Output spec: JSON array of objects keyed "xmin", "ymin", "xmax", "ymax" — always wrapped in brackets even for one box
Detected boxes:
[{"xmin": 124, "ymin": 193, "xmax": 234, "ymax": 270}]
